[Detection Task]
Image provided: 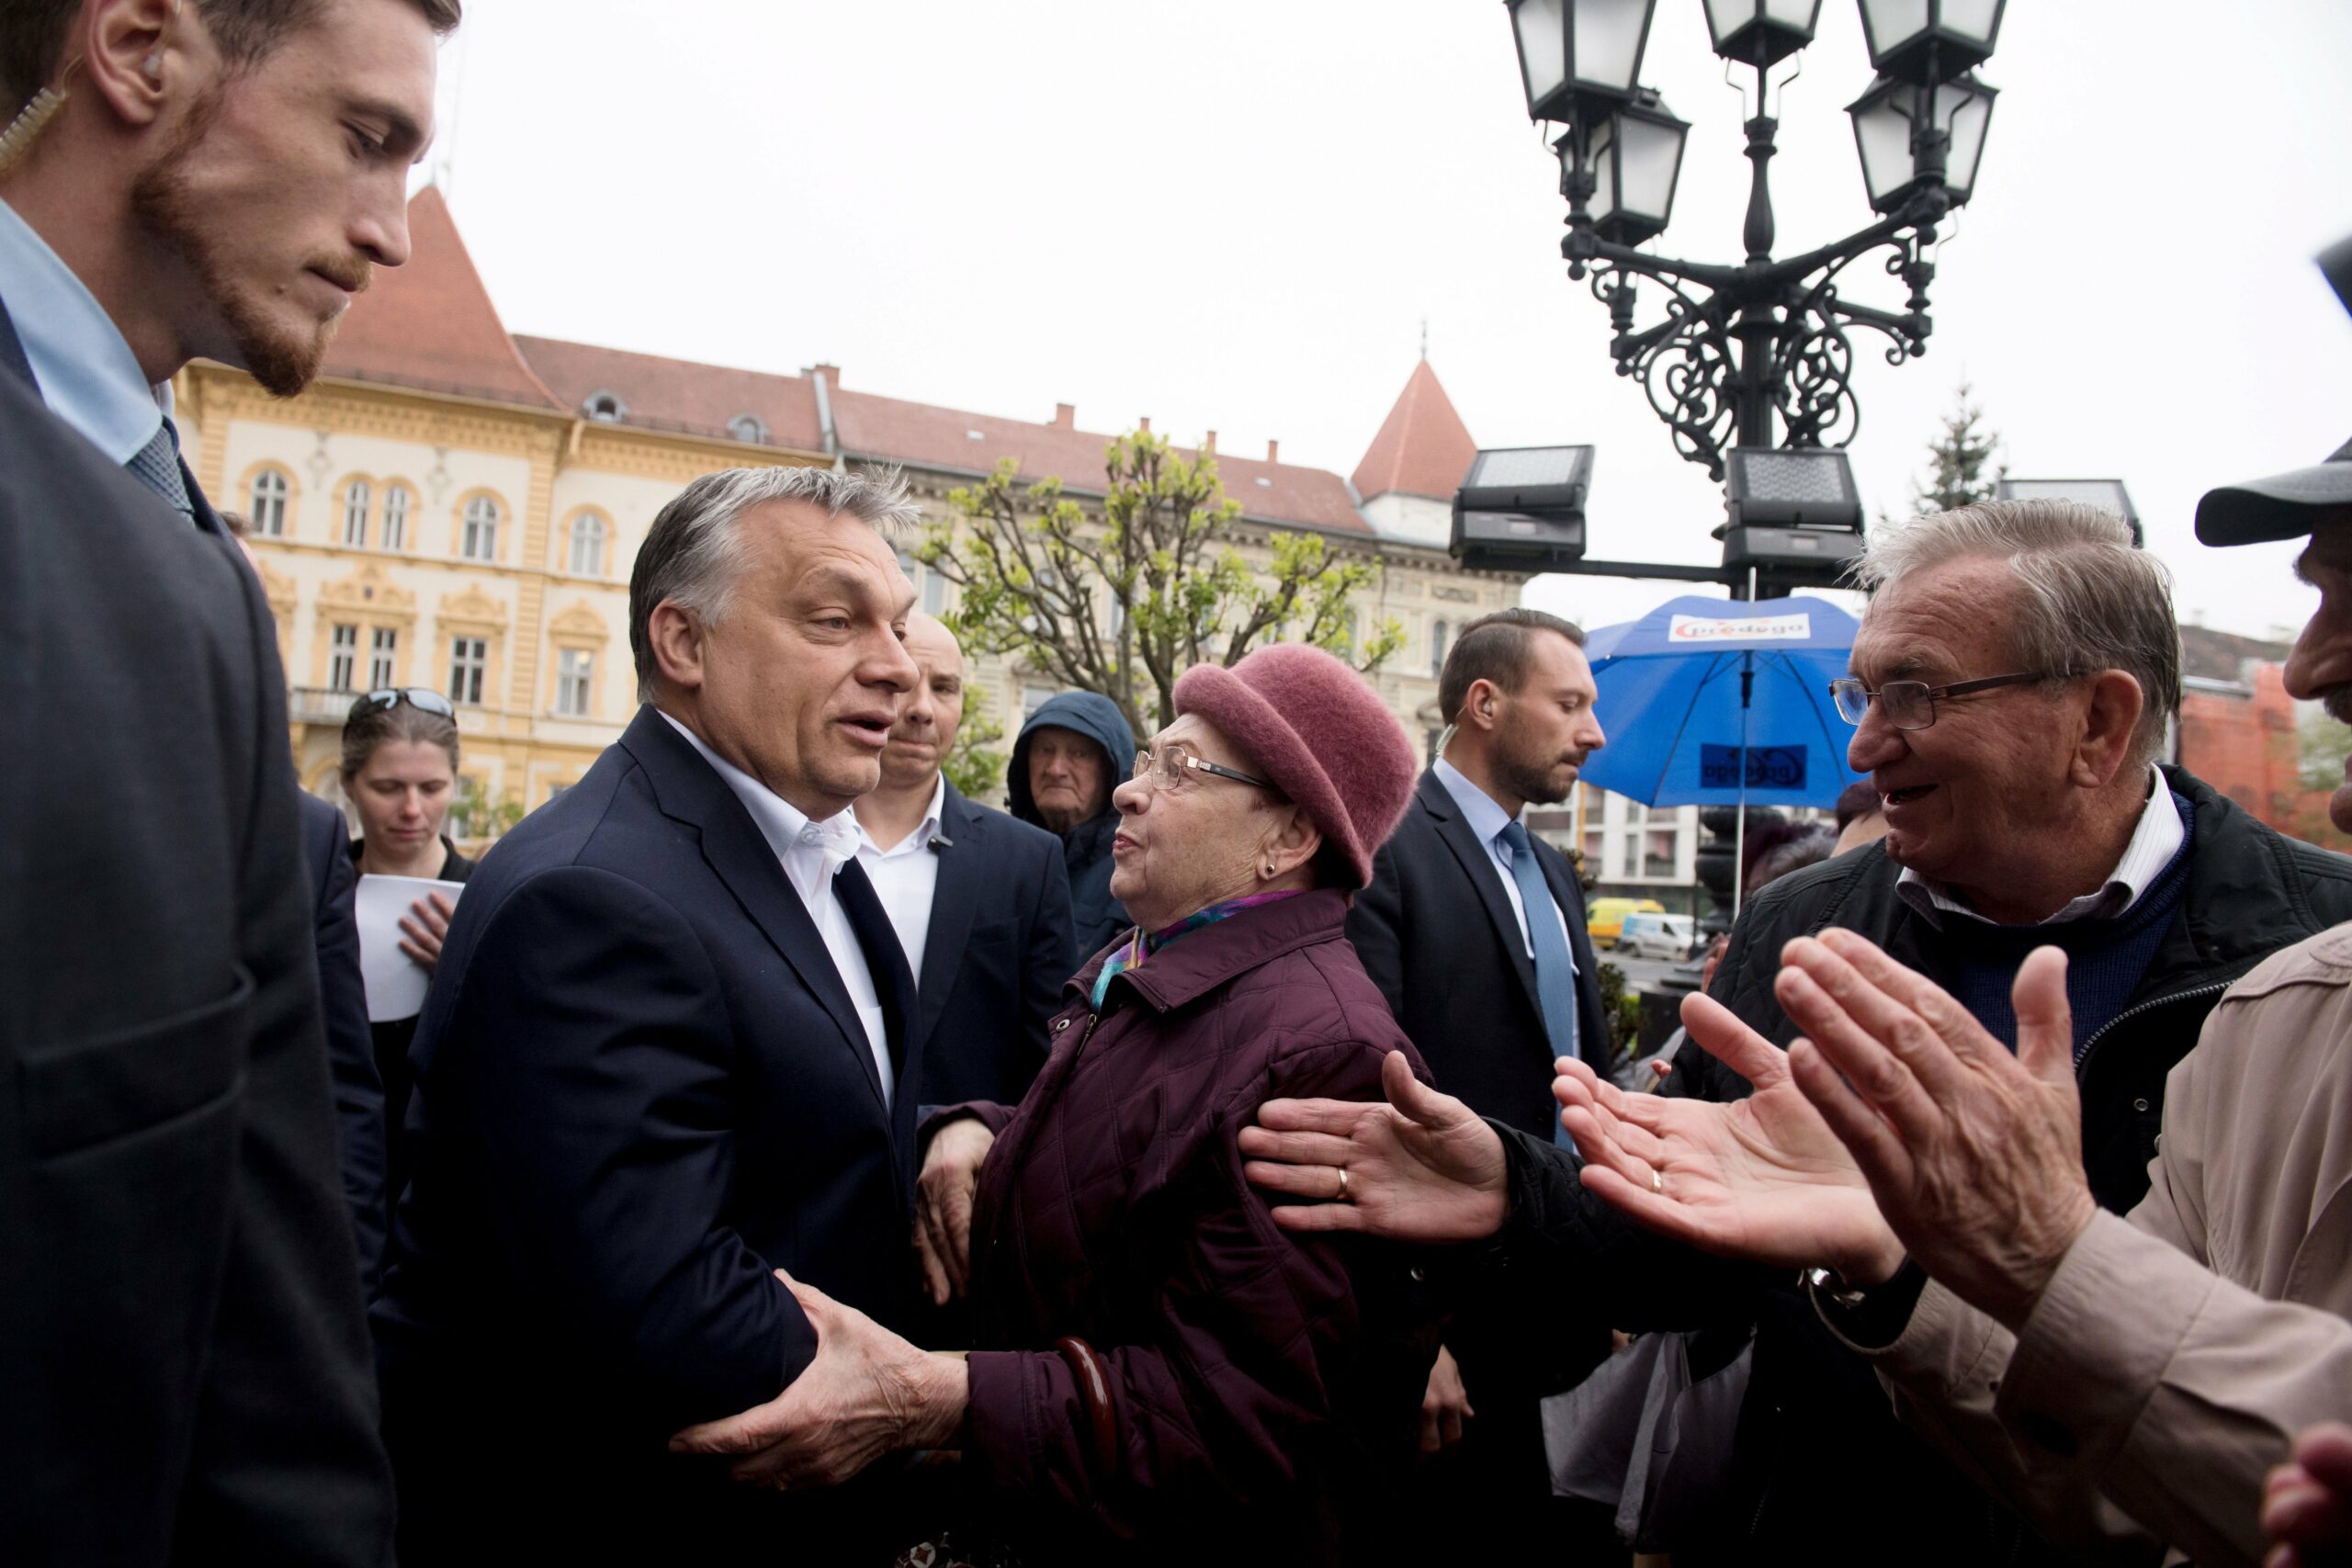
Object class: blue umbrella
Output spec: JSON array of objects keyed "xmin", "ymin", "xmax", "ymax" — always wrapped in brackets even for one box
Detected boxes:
[{"xmin": 1578, "ymin": 593, "xmax": 1867, "ymax": 919}]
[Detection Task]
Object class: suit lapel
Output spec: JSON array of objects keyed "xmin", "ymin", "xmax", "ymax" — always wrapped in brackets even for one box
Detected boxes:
[
  {"xmin": 912, "ymin": 784, "xmax": 983, "ymax": 1059},
  {"xmin": 0, "ymin": 296, "xmax": 34, "ymax": 390},
  {"xmin": 620, "ymin": 710, "xmax": 890, "ymax": 1115},
  {"xmin": 1417, "ymin": 771, "xmax": 1545, "ymax": 1022}
]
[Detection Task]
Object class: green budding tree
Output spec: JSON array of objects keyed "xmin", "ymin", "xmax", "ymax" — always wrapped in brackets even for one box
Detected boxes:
[{"xmin": 917, "ymin": 429, "xmax": 1404, "ymax": 740}]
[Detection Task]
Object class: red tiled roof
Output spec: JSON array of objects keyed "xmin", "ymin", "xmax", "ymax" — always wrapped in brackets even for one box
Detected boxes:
[
  {"xmin": 514, "ymin": 336, "xmax": 824, "ymax": 450},
  {"xmin": 320, "ymin": 187, "xmax": 561, "ymax": 410},
  {"xmin": 1351, "ymin": 357, "xmax": 1476, "ymax": 503}
]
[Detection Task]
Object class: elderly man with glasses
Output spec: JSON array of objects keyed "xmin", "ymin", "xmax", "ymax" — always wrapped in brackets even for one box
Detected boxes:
[{"xmin": 1244, "ymin": 496, "xmax": 2352, "ymax": 1566}]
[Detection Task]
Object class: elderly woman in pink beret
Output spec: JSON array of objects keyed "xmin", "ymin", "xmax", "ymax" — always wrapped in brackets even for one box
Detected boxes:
[{"xmin": 673, "ymin": 643, "xmax": 1442, "ymax": 1566}]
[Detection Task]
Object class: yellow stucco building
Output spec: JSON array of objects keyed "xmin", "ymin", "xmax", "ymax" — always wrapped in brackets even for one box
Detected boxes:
[{"xmin": 178, "ymin": 189, "xmax": 1526, "ymax": 829}]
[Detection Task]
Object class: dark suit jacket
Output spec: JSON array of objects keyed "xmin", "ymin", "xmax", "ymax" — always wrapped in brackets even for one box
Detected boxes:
[
  {"xmin": 1349, "ymin": 769, "xmax": 1611, "ymax": 1141},
  {"xmin": 0, "ymin": 305, "xmax": 393, "ymax": 1564},
  {"xmin": 373, "ymin": 705, "xmax": 929, "ymax": 1558},
  {"xmin": 296, "ymin": 791, "xmax": 389, "ymax": 1292},
  {"xmin": 910, "ymin": 782, "xmax": 1076, "ymax": 1107}
]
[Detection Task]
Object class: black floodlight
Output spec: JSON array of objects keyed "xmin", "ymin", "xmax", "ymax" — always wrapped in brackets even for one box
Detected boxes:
[
  {"xmin": 1997, "ymin": 478, "xmax": 2143, "ymax": 547},
  {"xmin": 1858, "ymin": 0, "xmax": 2004, "ymax": 85},
  {"xmin": 1848, "ymin": 70, "xmax": 1996, "ymax": 214},
  {"xmin": 1452, "ymin": 445, "xmax": 1594, "ymax": 571},
  {"xmin": 1722, "ymin": 446, "xmax": 1863, "ymax": 584},
  {"xmin": 1506, "ymin": 0, "xmax": 1657, "ymax": 122},
  {"xmin": 1704, "ymin": 0, "xmax": 1825, "ymax": 69}
]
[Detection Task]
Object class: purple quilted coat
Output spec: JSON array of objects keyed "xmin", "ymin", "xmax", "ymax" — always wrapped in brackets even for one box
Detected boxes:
[{"xmin": 946, "ymin": 888, "xmax": 1445, "ymax": 1566}]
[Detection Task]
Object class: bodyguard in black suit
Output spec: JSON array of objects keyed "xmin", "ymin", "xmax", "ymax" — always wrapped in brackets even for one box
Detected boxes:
[
  {"xmin": 0, "ymin": 2, "xmax": 452, "ymax": 1556},
  {"xmin": 373, "ymin": 468, "xmax": 934, "ymax": 1560},
  {"xmin": 1345, "ymin": 608, "xmax": 1615, "ymax": 1563},
  {"xmin": 296, "ymin": 789, "xmax": 391, "ymax": 1291},
  {"xmin": 854, "ymin": 613, "xmax": 1075, "ymax": 1118}
]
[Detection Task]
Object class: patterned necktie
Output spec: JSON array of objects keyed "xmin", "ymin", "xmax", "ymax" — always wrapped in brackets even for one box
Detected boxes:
[
  {"xmin": 124, "ymin": 421, "xmax": 195, "ymax": 523},
  {"xmin": 1499, "ymin": 820, "xmax": 1580, "ymax": 1147}
]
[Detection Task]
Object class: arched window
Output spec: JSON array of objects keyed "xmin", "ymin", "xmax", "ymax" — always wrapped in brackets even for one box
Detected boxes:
[
  {"xmin": 247, "ymin": 468, "xmax": 289, "ymax": 536},
  {"xmin": 460, "ymin": 496, "xmax": 501, "ymax": 561},
  {"xmin": 567, "ymin": 513, "xmax": 607, "ymax": 577},
  {"xmin": 341, "ymin": 479, "xmax": 371, "ymax": 547},
  {"xmin": 381, "ymin": 484, "xmax": 412, "ymax": 551},
  {"xmin": 582, "ymin": 390, "xmax": 628, "ymax": 423},
  {"xmin": 728, "ymin": 412, "xmax": 769, "ymax": 445},
  {"xmin": 1430, "ymin": 618, "xmax": 1450, "ymax": 678}
]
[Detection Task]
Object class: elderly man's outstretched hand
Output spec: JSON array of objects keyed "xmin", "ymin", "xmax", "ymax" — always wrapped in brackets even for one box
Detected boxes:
[
  {"xmin": 1555, "ymin": 995, "xmax": 1902, "ymax": 1284},
  {"xmin": 1772, "ymin": 930, "xmax": 2097, "ymax": 1331},
  {"xmin": 1240, "ymin": 1051, "xmax": 1510, "ymax": 1244}
]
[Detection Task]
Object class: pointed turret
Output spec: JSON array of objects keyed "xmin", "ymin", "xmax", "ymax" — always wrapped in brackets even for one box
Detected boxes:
[{"xmin": 1351, "ymin": 357, "xmax": 1476, "ymax": 546}]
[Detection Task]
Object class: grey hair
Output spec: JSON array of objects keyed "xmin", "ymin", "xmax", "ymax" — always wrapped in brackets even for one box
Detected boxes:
[
  {"xmin": 1851, "ymin": 498, "xmax": 2179, "ymax": 765},
  {"xmin": 629, "ymin": 464, "xmax": 922, "ymax": 703}
]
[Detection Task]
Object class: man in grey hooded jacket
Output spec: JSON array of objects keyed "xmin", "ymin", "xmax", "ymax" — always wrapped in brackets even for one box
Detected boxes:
[{"xmin": 1007, "ymin": 691, "xmax": 1140, "ymax": 957}]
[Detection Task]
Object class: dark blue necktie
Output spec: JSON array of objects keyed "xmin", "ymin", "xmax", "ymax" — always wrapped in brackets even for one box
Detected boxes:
[
  {"xmin": 125, "ymin": 421, "xmax": 195, "ymax": 523},
  {"xmin": 1500, "ymin": 819, "xmax": 1579, "ymax": 1146}
]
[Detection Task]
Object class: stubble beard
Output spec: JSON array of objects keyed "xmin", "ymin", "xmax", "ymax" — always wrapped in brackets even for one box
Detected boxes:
[
  {"xmin": 1497, "ymin": 733, "xmax": 1577, "ymax": 809},
  {"xmin": 129, "ymin": 89, "xmax": 363, "ymax": 399}
]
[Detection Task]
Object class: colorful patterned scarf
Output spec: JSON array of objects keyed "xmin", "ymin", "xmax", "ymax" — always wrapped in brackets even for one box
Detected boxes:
[{"xmin": 1090, "ymin": 889, "xmax": 1306, "ymax": 1009}]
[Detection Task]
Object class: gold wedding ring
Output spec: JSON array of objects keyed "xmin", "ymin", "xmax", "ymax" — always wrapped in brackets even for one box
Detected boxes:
[
  {"xmin": 1337, "ymin": 1168, "xmax": 1351, "ymax": 1202},
  {"xmin": 1651, "ymin": 1169, "xmax": 1664, "ymax": 1195}
]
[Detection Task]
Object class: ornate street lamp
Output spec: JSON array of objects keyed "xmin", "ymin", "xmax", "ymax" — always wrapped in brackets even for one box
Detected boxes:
[
  {"xmin": 1506, "ymin": 0, "xmax": 1657, "ymax": 121},
  {"xmin": 1848, "ymin": 70, "xmax": 1996, "ymax": 213},
  {"xmin": 1857, "ymin": 0, "xmax": 2005, "ymax": 82},
  {"xmin": 1510, "ymin": 0, "xmax": 2004, "ymax": 587}
]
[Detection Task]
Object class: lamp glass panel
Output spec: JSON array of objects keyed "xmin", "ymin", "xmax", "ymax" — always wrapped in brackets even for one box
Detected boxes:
[
  {"xmin": 1850, "ymin": 88, "xmax": 1913, "ymax": 205},
  {"xmin": 1617, "ymin": 112, "xmax": 1685, "ymax": 222},
  {"xmin": 1589, "ymin": 116, "xmax": 1619, "ymax": 221},
  {"xmin": 1765, "ymin": 0, "xmax": 1824, "ymax": 28},
  {"xmin": 1704, "ymin": 0, "xmax": 1754, "ymax": 46},
  {"xmin": 1572, "ymin": 0, "xmax": 1651, "ymax": 93},
  {"xmin": 1859, "ymin": 0, "xmax": 1929, "ymax": 58},
  {"xmin": 1940, "ymin": 78, "xmax": 1993, "ymax": 197},
  {"xmin": 1939, "ymin": 0, "xmax": 2000, "ymax": 43},
  {"xmin": 1515, "ymin": 0, "xmax": 1567, "ymax": 111}
]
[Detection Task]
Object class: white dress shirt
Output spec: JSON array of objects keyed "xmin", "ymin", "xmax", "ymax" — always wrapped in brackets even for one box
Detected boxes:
[
  {"xmin": 1896, "ymin": 764, "xmax": 2186, "ymax": 929},
  {"xmin": 854, "ymin": 773, "xmax": 948, "ymax": 987},
  {"xmin": 1433, "ymin": 757, "xmax": 1577, "ymax": 972},
  {"xmin": 660, "ymin": 713, "xmax": 893, "ymax": 1106},
  {"xmin": 0, "ymin": 196, "xmax": 174, "ymax": 464}
]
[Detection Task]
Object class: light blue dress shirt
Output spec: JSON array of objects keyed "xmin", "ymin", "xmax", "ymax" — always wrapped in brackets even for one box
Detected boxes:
[
  {"xmin": 0, "ymin": 196, "xmax": 173, "ymax": 465},
  {"xmin": 1432, "ymin": 756, "xmax": 1577, "ymax": 971}
]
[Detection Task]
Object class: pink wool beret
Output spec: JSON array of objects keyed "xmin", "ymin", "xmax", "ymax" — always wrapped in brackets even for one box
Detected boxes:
[{"xmin": 1172, "ymin": 642, "xmax": 1419, "ymax": 889}]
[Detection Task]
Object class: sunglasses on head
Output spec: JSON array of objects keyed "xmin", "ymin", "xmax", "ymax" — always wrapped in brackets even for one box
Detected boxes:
[{"xmin": 347, "ymin": 688, "xmax": 456, "ymax": 722}]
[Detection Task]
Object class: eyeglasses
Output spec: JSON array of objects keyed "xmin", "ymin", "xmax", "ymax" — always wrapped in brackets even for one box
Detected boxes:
[
  {"xmin": 1131, "ymin": 742, "xmax": 1272, "ymax": 793},
  {"xmin": 1827, "ymin": 671, "xmax": 2069, "ymax": 731},
  {"xmin": 347, "ymin": 687, "xmax": 457, "ymax": 723}
]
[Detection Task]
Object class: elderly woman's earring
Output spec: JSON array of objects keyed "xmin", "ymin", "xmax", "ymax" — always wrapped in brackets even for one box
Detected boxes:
[{"xmin": 1263, "ymin": 861, "xmax": 1276, "ymax": 877}]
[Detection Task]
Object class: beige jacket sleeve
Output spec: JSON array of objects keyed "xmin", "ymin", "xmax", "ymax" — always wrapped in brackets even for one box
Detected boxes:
[{"xmin": 1823, "ymin": 927, "xmax": 2352, "ymax": 1568}]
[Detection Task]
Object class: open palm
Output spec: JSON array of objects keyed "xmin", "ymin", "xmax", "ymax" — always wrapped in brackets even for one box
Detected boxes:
[{"xmin": 1555, "ymin": 994, "xmax": 1902, "ymax": 1282}]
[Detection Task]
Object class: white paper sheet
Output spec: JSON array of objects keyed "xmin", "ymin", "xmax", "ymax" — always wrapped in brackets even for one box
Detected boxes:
[{"xmin": 356, "ymin": 874, "xmax": 467, "ymax": 1022}]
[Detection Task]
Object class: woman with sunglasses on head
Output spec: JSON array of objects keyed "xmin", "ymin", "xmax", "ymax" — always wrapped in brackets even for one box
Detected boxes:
[
  {"xmin": 341, "ymin": 688, "xmax": 473, "ymax": 1208},
  {"xmin": 671, "ymin": 644, "xmax": 1447, "ymax": 1568}
]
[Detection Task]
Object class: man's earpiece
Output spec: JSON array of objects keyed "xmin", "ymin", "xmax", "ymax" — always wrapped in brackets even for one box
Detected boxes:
[{"xmin": 142, "ymin": 54, "xmax": 164, "ymax": 82}]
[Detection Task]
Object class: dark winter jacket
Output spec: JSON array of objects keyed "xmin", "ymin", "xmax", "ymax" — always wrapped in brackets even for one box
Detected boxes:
[
  {"xmin": 942, "ymin": 890, "xmax": 1445, "ymax": 1567},
  {"xmin": 1634, "ymin": 765, "xmax": 2352, "ymax": 1564},
  {"xmin": 1007, "ymin": 691, "xmax": 1139, "ymax": 956}
]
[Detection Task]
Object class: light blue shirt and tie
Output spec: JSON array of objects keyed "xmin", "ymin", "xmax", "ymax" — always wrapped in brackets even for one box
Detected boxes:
[
  {"xmin": 1434, "ymin": 758, "xmax": 1583, "ymax": 1145},
  {"xmin": 0, "ymin": 196, "xmax": 195, "ymax": 519}
]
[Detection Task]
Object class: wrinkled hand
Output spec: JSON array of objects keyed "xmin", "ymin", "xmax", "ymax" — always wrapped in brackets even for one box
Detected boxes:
[
  {"xmin": 1555, "ymin": 993, "xmax": 1900, "ymax": 1282},
  {"xmin": 1775, "ymin": 931, "xmax": 2097, "ymax": 1331},
  {"xmin": 1239, "ymin": 1051, "xmax": 1509, "ymax": 1244},
  {"xmin": 913, "ymin": 1118, "xmax": 994, "ymax": 1306},
  {"xmin": 1419, "ymin": 1343, "xmax": 1475, "ymax": 1455},
  {"xmin": 669, "ymin": 1269, "xmax": 967, "ymax": 1489},
  {"xmin": 398, "ymin": 891, "xmax": 456, "ymax": 969},
  {"xmin": 2264, "ymin": 1421, "xmax": 2352, "ymax": 1568}
]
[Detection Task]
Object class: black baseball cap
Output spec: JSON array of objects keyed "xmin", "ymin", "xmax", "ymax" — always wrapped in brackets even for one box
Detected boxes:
[{"xmin": 2195, "ymin": 437, "xmax": 2352, "ymax": 547}]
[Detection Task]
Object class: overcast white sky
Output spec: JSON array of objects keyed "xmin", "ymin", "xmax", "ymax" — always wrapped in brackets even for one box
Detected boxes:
[{"xmin": 421, "ymin": 1, "xmax": 2352, "ymax": 643}]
